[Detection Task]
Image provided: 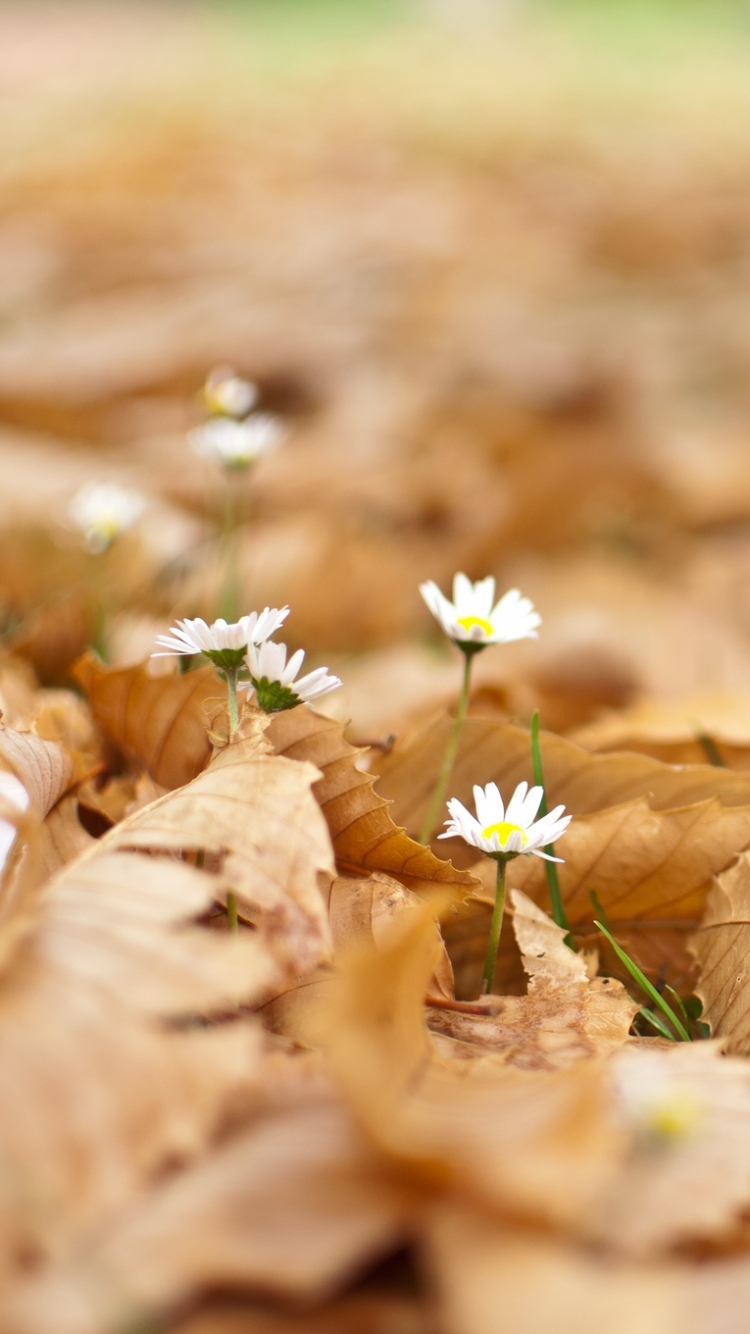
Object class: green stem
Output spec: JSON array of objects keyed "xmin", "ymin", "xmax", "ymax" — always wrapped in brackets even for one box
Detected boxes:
[
  {"xmin": 420, "ymin": 651, "xmax": 473, "ymax": 845},
  {"xmin": 226, "ymin": 889, "xmax": 239, "ymax": 934},
  {"xmin": 226, "ymin": 668, "xmax": 240, "ymax": 737},
  {"xmin": 480, "ymin": 857, "xmax": 507, "ymax": 996},
  {"xmin": 530, "ymin": 710, "xmax": 572, "ymax": 940}
]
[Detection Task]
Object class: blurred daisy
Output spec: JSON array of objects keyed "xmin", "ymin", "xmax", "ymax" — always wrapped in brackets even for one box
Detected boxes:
[
  {"xmin": 420, "ymin": 574, "xmax": 540, "ymax": 649},
  {"xmin": 189, "ymin": 414, "xmax": 284, "ymax": 470},
  {"xmin": 440, "ymin": 780, "xmax": 571, "ymax": 861},
  {"xmin": 153, "ymin": 608, "xmax": 289, "ymax": 671},
  {"xmin": 0, "ymin": 771, "xmax": 29, "ymax": 876},
  {"xmin": 69, "ymin": 482, "xmax": 146, "ymax": 554},
  {"xmin": 246, "ymin": 640, "xmax": 341, "ymax": 713},
  {"xmin": 203, "ymin": 366, "xmax": 258, "ymax": 419}
]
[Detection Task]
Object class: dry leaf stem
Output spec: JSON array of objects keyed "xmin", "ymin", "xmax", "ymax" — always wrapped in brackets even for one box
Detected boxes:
[
  {"xmin": 480, "ymin": 857, "xmax": 507, "ymax": 996},
  {"xmin": 420, "ymin": 651, "xmax": 473, "ymax": 845}
]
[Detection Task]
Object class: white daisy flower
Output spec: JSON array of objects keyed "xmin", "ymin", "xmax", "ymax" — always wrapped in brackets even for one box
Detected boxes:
[
  {"xmin": 189, "ymin": 414, "xmax": 284, "ymax": 470},
  {"xmin": 203, "ymin": 366, "xmax": 258, "ymax": 419},
  {"xmin": 0, "ymin": 771, "xmax": 29, "ymax": 875},
  {"xmin": 246, "ymin": 639, "xmax": 341, "ymax": 713},
  {"xmin": 439, "ymin": 780, "xmax": 571, "ymax": 860},
  {"xmin": 153, "ymin": 608, "xmax": 289, "ymax": 671},
  {"xmin": 420, "ymin": 574, "xmax": 540, "ymax": 649},
  {"xmin": 68, "ymin": 482, "xmax": 147, "ymax": 554}
]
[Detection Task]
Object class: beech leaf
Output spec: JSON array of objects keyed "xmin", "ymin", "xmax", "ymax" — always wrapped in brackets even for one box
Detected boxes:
[
  {"xmin": 690, "ymin": 851, "xmax": 750, "ymax": 1052},
  {"xmin": 72, "ymin": 654, "xmax": 218, "ymax": 789},
  {"xmin": 266, "ymin": 705, "xmax": 478, "ymax": 900}
]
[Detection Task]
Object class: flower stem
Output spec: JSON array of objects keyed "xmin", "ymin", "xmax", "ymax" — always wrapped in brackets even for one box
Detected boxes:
[
  {"xmin": 530, "ymin": 710, "xmax": 573, "ymax": 943},
  {"xmin": 226, "ymin": 890, "xmax": 239, "ymax": 934},
  {"xmin": 480, "ymin": 857, "xmax": 507, "ymax": 996},
  {"xmin": 420, "ymin": 650, "xmax": 473, "ymax": 845},
  {"xmin": 226, "ymin": 668, "xmax": 240, "ymax": 737}
]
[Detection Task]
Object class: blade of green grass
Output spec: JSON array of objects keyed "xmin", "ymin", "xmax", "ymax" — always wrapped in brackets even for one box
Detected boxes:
[
  {"xmin": 530, "ymin": 711, "xmax": 572, "ymax": 941},
  {"xmin": 594, "ymin": 919, "xmax": 691, "ymax": 1041},
  {"xmin": 638, "ymin": 1007, "xmax": 678, "ymax": 1041}
]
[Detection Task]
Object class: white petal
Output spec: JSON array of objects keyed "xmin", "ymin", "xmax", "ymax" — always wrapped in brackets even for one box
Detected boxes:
[
  {"xmin": 452, "ymin": 572, "xmax": 475, "ymax": 612},
  {"xmin": 504, "ymin": 781, "xmax": 530, "ymax": 826},
  {"xmin": 282, "ymin": 648, "xmax": 306, "ymax": 686}
]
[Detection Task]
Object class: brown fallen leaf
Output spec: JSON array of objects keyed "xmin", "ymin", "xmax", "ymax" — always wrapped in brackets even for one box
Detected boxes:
[
  {"xmin": 171, "ymin": 1294, "xmax": 435, "ymax": 1334},
  {"xmin": 427, "ymin": 890, "xmax": 637, "ymax": 1070},
  {"xmin": 571, "ymin": 694, "xmax": 750, "ymax": 770},
  {"xmin": 266, "ymin": 705, "xmax": 478, "ymax": 901},
  {"xmin": 690, "ymin": 852, "xmax": 750, "ymax": 1053},
  {"xmin": 375, "ymin": 719, "xmax": 750, "ymax": 987},
  {"xmin": 72, "ymin": 653, "xmax": 218, "ymax": 789},
  {"xmin": 2, "ymin": 1100, "xmax": 420, "ymax": 1334},
  {"xmin": 321, "ymin": 900, "xmax": 624, "ymax": 1228},
  {"xmin": 113, "ymin": 712, "xmax": 335, "ymax": 980},
  {"xmin": 424, "ymin": 1206, "xmax": 680, "ymax": 1334}
]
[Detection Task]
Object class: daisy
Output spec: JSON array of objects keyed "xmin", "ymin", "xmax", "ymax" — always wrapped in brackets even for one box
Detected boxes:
[
  {"xmin": 68, "ymin": 482, "xmax": 146, "ymax": 554},
  {"xmin": 203, "ymin": 366, "xmax": 258, "ymax": 419},
  {"xmin": 440, "ymin": 781, "xmax": 571, "ymax": 861},
  {"xmin": 416, "ymin": 572, "xmax": 541, "ymax": 847},
  {"xmin": 189, "ymin": 414, "xmax": 284, "ymax": 470},
  {"xmin": 153, "ymin": 608, "xmax": 289, "ymax": 737},
  {"xmin": 153, "ymin": 608, "xmax": 289, "ymax": 671},
  {"xmin": 439, "ymin": 780, "xmax": 571, "ymax": 998},
  {"xmin": 420, "ymin": 574, "xmax": 540, "ymax": 649},
  {"xmin": 246, "ymin": 640, "xmax": 341, "ymax": 713}
]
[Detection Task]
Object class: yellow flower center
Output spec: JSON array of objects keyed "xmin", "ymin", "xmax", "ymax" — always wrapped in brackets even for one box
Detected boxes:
[
  {"xmin": 456, "ymin": 614, "xmax": 494, "ymax": 637},
  {"xmin": 646, "ymin": 1094, "xmax": 701, "ymax": 1143},
  {"xmin": 482, "ymin": 820, "xmax": 527, "ymax": 847}
]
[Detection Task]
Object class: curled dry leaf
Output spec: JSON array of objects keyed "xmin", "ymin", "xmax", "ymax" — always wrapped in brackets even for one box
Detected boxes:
[
  {"xmin": 375, "ymin": 718, "xmax": 750, "ymax": 987},
  {"xmin": 113, "ymin": 712, "xmax": 336, "ymax": 980},
  {"xmin": 266, "ymin": 705, "xmax": 478, "ymax": 901},
  {"xmin": 320, "ymin": 901, "xmax": 624, "ymax": 1229},
  {"xmin": 428, "ymin": 890, "xmax": 637, "ymax": 1071},
  {"xmin": 72, "ymin": 653, "xmax": 218, "ymax": 789},
  {"xmin": 260, "ymin": 870, "xmax": 454, "ymax": 1045},
  {"xmin": 3, "ymin": 1100, "xmax": 419, "ymax": 1334},
  {"xmin": 0, "ymin": 712, "xmax": 345, "ymax": 1284},
  {"xmin": 690, "ymin": 851, "xmax": 750, "ymax": 1053}
]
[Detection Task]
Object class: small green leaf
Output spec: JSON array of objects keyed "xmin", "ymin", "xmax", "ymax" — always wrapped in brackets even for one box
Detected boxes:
[
  {"xmin": 684, "ymin": 995, "xmax": 704, "ymax": 1020},
  {"xmin": 252, "ymin": 676, "xmax": 301, "ymax": 714}
]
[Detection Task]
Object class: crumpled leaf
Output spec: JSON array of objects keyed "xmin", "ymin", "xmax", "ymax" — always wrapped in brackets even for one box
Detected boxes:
[
  {"xmin": 690, "ymin": 851, "xmax": 750, "ymax": 1052},
  {"xmin": 376, "ymin": 719, "xmax": 750, "ymax": 987},
  {"xmin": 267, "ymin": 705, "xmax": 478, "ymax": 900},
  {"xmin": 427, "ymin": 890, "xmax": 637, "ymax": 1070},
  {"xmin": 2, "ymin": 1099, "xmax": 418, "ymax": 1334},
  {"xmin": 72, "ymin": 653, "xmax": 218, "ymax": 789},
  {"xmin": 0, "ymin": 724, "xmax": 79, "ymax": 821}
]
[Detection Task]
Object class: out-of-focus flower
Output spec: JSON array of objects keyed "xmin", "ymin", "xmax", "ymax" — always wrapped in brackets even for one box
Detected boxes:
[
  {"xmin": 613, "ymin": 1052, "xmax": 703, "ymax": 1145},
  {"xmin": 0, "ymin": 771, "xmax": 29, "ymax": 875},
  {"xmin": 153, "ymin": 608, "xmax": 289, "ymax": 671},
  {"xmin": 420, "ymin": 574, "xmax": 540, "ymax": 649},
  {"xmin": 203, "ymin": 366, "xmax": 258, "ymax": 419},
  {"xmin": 68, "ymin": 482, "xmax": 147, "ymax": 554},
  {"xmin": 189, "ymin": 414, "xmax": 284, "ymax": 470},
  {"xmin": 246, "ymin": 640, "xmax": 341, "ymax": 713},
  {"xmin": 439, "ymin": 780, "xmax": 571, "ymax": 861}
]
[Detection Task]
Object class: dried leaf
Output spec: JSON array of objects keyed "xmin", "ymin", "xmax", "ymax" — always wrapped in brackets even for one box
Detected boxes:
[
  {"xmin": 3, "ymin": 1101, "xmax": 418, "ymax": 1334},
  {"xmin": 427, "ymin": 891, "xmax": 637, "ymax": 1070},
  {"xmin": 72, "ymin": 653, "xmax": 218, "ymax": 789},
  {"xmin": 266, "ymin": 705, "xmax": 478, "ymax": 900},
  {"xmin": 572, "ymin": 694, "xmax": 750, "ymax": 769},
  {"xmin": 0, "ymin": 725, "xmax": 78, "ymax": 820},
  {"xmin": 112, "ymin": 713, "xmax": 335, "ymax": 979},
  {"xmin": 690, "ymin": 852, "xmax": 750, "ymax": 1052}
]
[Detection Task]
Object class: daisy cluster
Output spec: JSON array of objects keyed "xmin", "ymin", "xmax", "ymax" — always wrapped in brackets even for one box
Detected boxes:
[
  {"xmin": 190, "ymin": 366, "xmax": 285, "ymax": 470},
  {"xmin": 154, "ymin": 609, "xmax": 340, "ymax": 713}
]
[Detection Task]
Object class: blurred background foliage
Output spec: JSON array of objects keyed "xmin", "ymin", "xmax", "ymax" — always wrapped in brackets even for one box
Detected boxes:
[{"xmin": 4, "ymin": 0, "xmax": 750, "ymax": 739}]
